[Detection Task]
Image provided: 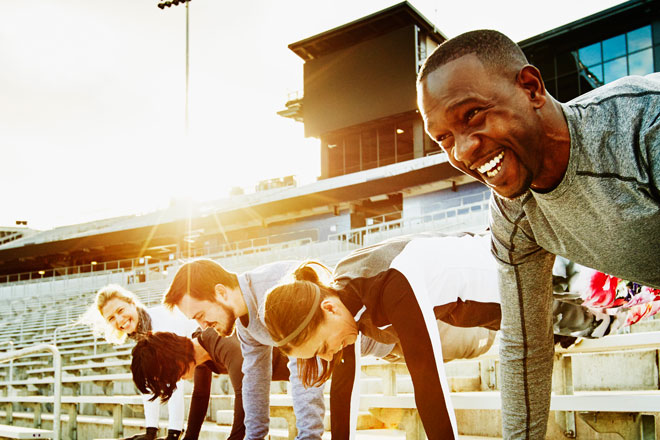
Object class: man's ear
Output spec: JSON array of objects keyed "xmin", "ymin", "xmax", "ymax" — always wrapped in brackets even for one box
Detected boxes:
[
  {"xmin": 516, "ymin": 64, "xmax": 547, "ymax": 109},
  {"xmin": 214, "ymin": 284, "xmax": 227, "ymax": 301}
]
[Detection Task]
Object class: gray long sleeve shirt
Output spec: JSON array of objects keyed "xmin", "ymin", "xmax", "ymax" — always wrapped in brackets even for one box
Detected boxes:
[
  {"xmin": 235, "ymin": 261, "xmax": 325, "ymax": 440},
  {"xmin": 491, "ymin": 73, "xmax": 660, "ymax": 439}
]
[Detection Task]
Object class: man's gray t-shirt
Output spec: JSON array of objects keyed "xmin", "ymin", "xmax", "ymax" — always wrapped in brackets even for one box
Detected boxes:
[{"xmin": 490, "ymin": 73, "xmax": 660, "ymax": 439}]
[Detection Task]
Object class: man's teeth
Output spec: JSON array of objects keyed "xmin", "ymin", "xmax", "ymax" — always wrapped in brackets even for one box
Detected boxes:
[
  {"xmin": 486, "ymin": 165, "xmax": 502, "ymax": 178},
  {"xmin": 477, "ymin": 152, "xmax": 504, "ymax": 176}
]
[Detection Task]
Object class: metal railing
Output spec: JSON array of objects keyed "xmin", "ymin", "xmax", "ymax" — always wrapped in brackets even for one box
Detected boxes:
[
  {"xmin": 285, "ymin": 90, "xmax": 302, "ymax": 102},
  {"xmin": 53, "ymin": 322, "xmax": 81, "ymax": 346},
  {"xmin": 328, "ymin": 199, "xmax": 489, "ymax": 247},
  {"xmin": 0, "ymin": 229, "xmax": 321, "ymax": 289},
  {"xmin": 0, "ymin": 341, "xmax": 13, "ymax": 388},
  {"xmin": 0, "ymin": 202, "xmax": 489, "ymax": 303},
  {"xmin": 0, "ymin": 344, "xmax": 61, "ymax": 440}
]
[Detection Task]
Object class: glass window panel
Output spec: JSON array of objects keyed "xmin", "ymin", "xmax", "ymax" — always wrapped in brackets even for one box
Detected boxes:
[
  {"xmin": 579, "ymin": 66, "xmax": 602, "ymax": 95},
  {"xmin": 361, "ymin": 129, "xmax": 378, "ymax": 170},
  {"xmin": 327, "ymin": 137, "xmax": 344, "ymax": 178},
  {"xmin": 424, "ymin": 133, "xmax": 442, "ymax": 156},
  {"xmin": 528, "ymin": 52, "xmax": 555, "ymax": 78},
  {"xmin": 558, "ymin": 51, "xmax": 580, "ymax": 75},
  {"xmin": 581, "ymin": 64, "xmax": 604, "ymax": 86},
  {"xmin": 557, "ymin": 74, "xmax": 580, "ymax": 102},
  {"xmin": 344, "ymin": 133, "xmax": 360, "ymax": 174},
  {"xmin": 395, "ymin": 120, "xmax": 414, "ymax": 163},
  {"xmin": 378, "ymin": 124, "xmax": 395, "ymax": 166},
  {"xmin": 578, "ymin": 43, "xmax": 602, "ymax": 67},
  {"xmin": 602, "ymin": 35, "xmax": 626, "ymax": 62},
  {"xmin": 629, "ymin": 48, "xmax": 654, "ymax": 76},
  {"xmin": 627, "ymin": 26, "xmax": 652, "ymax": 52},
  {"xmin": 604, "ymin": 57, "xmax": 628, "ymax": 83}
]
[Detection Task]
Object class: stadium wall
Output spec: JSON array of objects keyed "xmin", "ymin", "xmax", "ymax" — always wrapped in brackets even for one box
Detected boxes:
[
  {"xmin": 225, "ymin": 211, "xmax": 352, "ymax": 244},
  {"xmin": 402, "ymin": 182, "xmax": 490, "ymax": 219}
]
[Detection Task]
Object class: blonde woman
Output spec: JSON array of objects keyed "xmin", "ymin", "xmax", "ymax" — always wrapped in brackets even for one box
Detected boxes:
[{"xmin": 81, "ymin": 284, "xmax": 197, "ymax": 440}]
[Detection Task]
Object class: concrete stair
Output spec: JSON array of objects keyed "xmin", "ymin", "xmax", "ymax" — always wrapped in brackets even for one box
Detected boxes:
[{"xmin": 216, "ymin": 409, "xmax": 386, "ymax": 431}]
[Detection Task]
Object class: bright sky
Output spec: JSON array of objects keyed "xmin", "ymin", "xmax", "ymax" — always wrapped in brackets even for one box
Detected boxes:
[{"xmin": 0, "ymin": 0, "xmax": 627, "ymax": 230}]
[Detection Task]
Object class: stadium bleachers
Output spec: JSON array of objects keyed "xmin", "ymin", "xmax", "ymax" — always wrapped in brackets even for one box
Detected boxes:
[{"xmin": 0, "ymin": 207, "xmax": 657, "ymax": 439}]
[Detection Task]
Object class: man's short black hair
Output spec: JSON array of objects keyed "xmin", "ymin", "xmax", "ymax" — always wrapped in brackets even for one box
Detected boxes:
[
  {"xmin": 418, "ymin": 29, "xmax": 528, "ymax": 84},
  {"xmin": 131, "ymin": 332, "xmax": 195, "ymax": 402}
]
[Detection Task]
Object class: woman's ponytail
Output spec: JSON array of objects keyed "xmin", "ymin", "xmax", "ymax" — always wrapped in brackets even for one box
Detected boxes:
[{"xmin": 292, "ymin": 261, "xmax": 332, "ymax": 285}]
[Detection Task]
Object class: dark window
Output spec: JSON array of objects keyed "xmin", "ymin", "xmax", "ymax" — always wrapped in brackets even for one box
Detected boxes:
[
  {"xmin": 361, "ymin": 129, "xmax": 378, "ymax": 170},
  {"xmin": 557, "ymin": 74, "xmax": 580, "ymax": 102},
  {"xmin": 327, "ymin": 136, "xmax": 344, "ymax": 177},
  {"xmin": 344, "ymin": 133, "xmax": 360, "ymax": 174},
  {"xmin": 321, "ymin": 116, "xmax": 422, "ymax": 178},
  {"xmin": 378, "ymin": 124, "xmax": 395, "ymax": 166},
  {"xmin": 556, "ymin": 51, "xmax": 579, "ymax": 76},
  {"xmin": 529, "ymin": 52, "xmax": 555, "ymax": 79},
  {"xmin": 395, "ymin": 121, "xmax": 414, "ymax": 162}
]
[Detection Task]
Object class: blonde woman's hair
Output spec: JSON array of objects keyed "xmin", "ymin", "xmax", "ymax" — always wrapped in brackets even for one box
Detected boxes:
[{"xmin": 79, "ymin": 284, "xmax": 145, "ymax": 345}]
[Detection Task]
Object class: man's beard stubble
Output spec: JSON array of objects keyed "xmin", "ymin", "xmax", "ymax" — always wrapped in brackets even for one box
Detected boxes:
[{"xmin": 212, "ymin": 301, "xmax": 238, "ymax": 337}]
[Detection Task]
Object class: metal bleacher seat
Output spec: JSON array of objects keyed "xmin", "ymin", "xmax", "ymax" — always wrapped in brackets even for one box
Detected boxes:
[{"xmin": 0, "ymin": 221, "xmax": 658, "ymax": 439}]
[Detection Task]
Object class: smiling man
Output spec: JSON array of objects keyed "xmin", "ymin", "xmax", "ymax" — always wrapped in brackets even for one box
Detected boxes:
[
  {"xmin": 417, "ymin": 30, "xmax": 660, "ymax": 439},
  {"xmin": 162, "ymin": 259, "xmax": 325, "ymax": 440}
]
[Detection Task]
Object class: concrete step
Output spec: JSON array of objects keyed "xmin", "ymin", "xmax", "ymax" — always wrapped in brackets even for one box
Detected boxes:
[
  {"xmin": 325, "ymin": 429, "xmax": 406, "ymax": 439},
  {"xmin": 449, "ymin": 375, "xmax": 483, "ymax": 392},
  {"xmin": 5, "ymin": 410, "xmax": 237, "ymax": 440},
  {"xmin": 216, "ymin": 409, "xmax": 385, "ymax": 431},
  {"xmin": 215, "ymin": 409, "xmax": 288, "ymax": 430},
  {"xmin": 358, "ymin": 373, "xmax": 479, "ymax": 393},
  {"xmin": 182, "ymin": 376, "xmax": 290, "ymax": 396},
  {"xmin": 270, "ymin": 428, "xmax": 409, "ymax": 440},
  {"xmin": 459, "ymin": 437, "xmax": 502, "ymax": 440},
  {"xmin": 207, "ymin": 395, "xmax": 234, "ymax": 417},
  {"xmin": 354, "ymin": 376, "xmax": 414, "ymax": 394}
]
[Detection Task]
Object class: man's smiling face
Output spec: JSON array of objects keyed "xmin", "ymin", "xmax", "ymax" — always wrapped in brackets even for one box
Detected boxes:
[
  {"xmin": 418, "ymin": 53, "xmax": 545, "ymax": 200},
  {"xmin": 177, "ymin": 292, "xmax": 237, "ymax": 336}
]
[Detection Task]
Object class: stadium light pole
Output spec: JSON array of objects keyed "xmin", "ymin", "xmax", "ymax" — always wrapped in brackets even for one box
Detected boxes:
[
  {"xmin": 185, "ymin": 1, "xmax": 189, "ymax": 134},
  {"xmin": 157, "ymin": 0, "xmax": 191, "ymax": 135}
]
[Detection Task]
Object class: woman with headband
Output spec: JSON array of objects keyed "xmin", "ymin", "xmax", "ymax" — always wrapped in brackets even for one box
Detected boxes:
[
  {"xmin": 263, "ymin": 232, "xmax": 500, "ymax": 439},
  {"xmin": 80, "ymin": 284, "xmax": 197, "ymax": 440}
]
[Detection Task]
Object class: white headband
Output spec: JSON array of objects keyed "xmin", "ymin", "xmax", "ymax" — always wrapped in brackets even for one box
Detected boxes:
[{"xmin": 274, "ymin": 283, "xmax": 321, "ymax": 347}]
